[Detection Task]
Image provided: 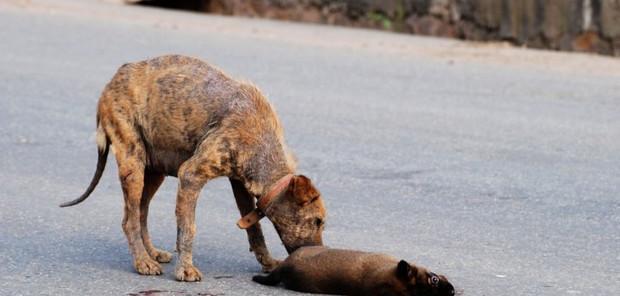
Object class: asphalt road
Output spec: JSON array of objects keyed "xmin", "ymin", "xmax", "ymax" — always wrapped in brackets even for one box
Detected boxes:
[{"xmin": 1, "ymin": 1, "xmax": 619, "ymax": 295}]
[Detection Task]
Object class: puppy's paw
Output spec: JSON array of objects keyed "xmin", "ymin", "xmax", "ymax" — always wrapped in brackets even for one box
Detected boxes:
[
  {"xmin": 175, "ymin": 264, "xmax": 203, "ymax": 282},
  {"xmin": 134, "ymin": 257, "xmax": 162, "ymax": 275}
]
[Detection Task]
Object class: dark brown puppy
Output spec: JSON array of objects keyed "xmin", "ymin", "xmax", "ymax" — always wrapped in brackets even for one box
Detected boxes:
[
  {"xmin": 60, "ymin": 55, "xmax": 326, "ymax": 281},
  {"xmin": 253, "ymin": 246, "xmax": 455, "ymax": 296}
]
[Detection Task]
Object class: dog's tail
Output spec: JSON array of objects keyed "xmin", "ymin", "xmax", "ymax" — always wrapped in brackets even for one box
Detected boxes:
[
  {"xmin": 252, "ymin": 266, "xmax": 282, "ymax": 286},
  {"xmin": 60, "ymin": 124, "xmax": 109, "ymax": 207}
]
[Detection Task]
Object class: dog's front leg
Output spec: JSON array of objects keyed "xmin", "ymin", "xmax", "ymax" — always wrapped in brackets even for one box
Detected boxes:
[
  {"xmin": 230, "ymin": 178, "xmax": 280, "ymax": 272},
  {"xmin": 247, "ymin": 222, "xmax": 281, "ymax": 272},
  {"xmin": 174, "ymin": 161, "xmax": 210, "ymax": 282}
]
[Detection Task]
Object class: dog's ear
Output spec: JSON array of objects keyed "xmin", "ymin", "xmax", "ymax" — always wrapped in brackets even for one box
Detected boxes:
[
  {"xmin": 396, "ymin": 260, "xmax": 416, "ymax": 280},
  {"xmin": 288, "ymin": 175, "xmax": 320, "ymax": 205}
]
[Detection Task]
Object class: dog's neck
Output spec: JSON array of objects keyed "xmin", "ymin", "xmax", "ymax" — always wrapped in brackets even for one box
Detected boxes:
[
  {"xmin": 238, "ymin": 132, "xmax": 296, "ymax": 198},
  {"xmin": 243, "ymin": 162, "xmax": 294, "ymax": 198}
]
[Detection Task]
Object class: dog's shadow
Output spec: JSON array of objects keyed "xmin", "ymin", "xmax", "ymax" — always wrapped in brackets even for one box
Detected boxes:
[
  {"xmin": 57, "ymin": 232, "xmax": 265, "ymax": 280},
  {"xmin": 56, "ymin": 234, "xmax": 137, "ymax": 274}
]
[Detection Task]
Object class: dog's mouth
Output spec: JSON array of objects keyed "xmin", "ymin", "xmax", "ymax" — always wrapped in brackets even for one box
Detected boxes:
[
  {"xmin": 278, "ymin": 234, "xmax": 299, "ymax": 254},
  {"xmin": 285, "ymin": 239, "xmax": 323, "ymax": 254},
  {"xmin": 276, "ymin": 234, "xmax": 308, "ymax": 254},
  {"xmin": 283, "ymin": 243, "xmax": 313, "ymax": 254},
  {"xmin": 271, "ymin": 225, "xmax": 294, "ymax": 254},
  {"xmin": 272, "ymin": 224, "xmax": 323, "ymax": 254}
]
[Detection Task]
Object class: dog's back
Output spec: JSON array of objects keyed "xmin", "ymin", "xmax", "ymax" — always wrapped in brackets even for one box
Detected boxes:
[
  {"xmin": 253, "ymin": 246, "xmax": 455, "ymax": 296},
  {"xmin": 97, "ymin": 55, "xmax": 286, "ymax": 177}
]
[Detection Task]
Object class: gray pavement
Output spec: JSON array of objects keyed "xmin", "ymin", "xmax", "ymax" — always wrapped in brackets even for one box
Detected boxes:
[{"xmin": 0, "ymin": 1, "xmax": 619, "ymax": 295}]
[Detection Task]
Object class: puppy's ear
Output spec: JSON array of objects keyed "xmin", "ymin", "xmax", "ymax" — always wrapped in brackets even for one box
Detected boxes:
[
  {"xmin": 288, "ymin": 175, "xmax": 320, "ymax": 205},
  {"xmin": 397, "ymin": 260, "xmax": 416, "ymax": 280}
]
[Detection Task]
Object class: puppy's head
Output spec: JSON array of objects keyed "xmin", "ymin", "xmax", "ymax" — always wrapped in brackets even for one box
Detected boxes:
[{"xmin": 391, "ymin": 260, "xmax": 455, "ymax": 296}]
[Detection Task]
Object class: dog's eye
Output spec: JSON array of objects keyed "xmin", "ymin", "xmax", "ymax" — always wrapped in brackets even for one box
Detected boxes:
[
  {"xmin": 314, "ymin": 218, "xmax": 324, "ymax": 227},
  {"xmin": 430, "ymin": 275, "xmax": 440, "ymax": 286}
]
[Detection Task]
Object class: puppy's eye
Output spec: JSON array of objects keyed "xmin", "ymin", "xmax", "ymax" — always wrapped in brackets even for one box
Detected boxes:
[
  {"xmin": 430, "ymin": 275, "xmax": 440, "ymax": 286},
  {"xmin": 314, "ymin": 218, "xmax": 324, "ymax": 227}
]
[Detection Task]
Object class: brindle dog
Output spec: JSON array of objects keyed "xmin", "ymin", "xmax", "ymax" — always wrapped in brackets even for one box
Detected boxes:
[
  {"xmin": 253, "ymin": 246, "xmax": 455, "ymax": 296},
  {"xmin": 60, "ymin": 55, "xmax": 326, "ymax": 281}
]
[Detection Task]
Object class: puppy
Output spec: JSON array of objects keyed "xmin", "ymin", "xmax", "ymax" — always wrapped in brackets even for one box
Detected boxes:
[{"xmin": 253, "ymin": 246, "xmax": 455, "ymax": 296}]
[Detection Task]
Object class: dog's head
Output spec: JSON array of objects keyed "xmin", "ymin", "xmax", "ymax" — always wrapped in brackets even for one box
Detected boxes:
[
  {"xmin": 386, "ymin": 260, "xmax": 455, "ymax": 296},
  {"xmin": 263, "ymin": 175, "xmax": 326, "ymax": 253}
]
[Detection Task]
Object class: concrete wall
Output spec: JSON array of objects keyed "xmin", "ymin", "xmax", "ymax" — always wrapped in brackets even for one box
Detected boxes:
[
  {"xmin": 451, "ymin": 0, "xmax": 620, "ymax": 55},
  {"xmin": 137, "ymin": 0, "xmax": 620, "ymax": 56}
]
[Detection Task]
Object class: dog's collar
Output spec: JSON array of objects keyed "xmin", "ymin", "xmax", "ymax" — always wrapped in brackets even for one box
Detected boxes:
[{"xmin": 236, "ymin": 174, "xmax": 294, "ymax": 229}]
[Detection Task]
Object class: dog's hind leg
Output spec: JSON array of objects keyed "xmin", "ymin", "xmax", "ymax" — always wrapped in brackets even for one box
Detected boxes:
[
  {"xmin": 105, "ymin": 119, "xmax": 162, "ymax": 276},
  {"xmin": 230, "ymin": 178, "xmax": 280, "ymax": 272},
  {"xmin": 252, "ymin": 266, "xmax": 283, "ymax": 286},
  {"xmin": 140, "ymin": 171, "xmax": 172, "ymax": 263}
]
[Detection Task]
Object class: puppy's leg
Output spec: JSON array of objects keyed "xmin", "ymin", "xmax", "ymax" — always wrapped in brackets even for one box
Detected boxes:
[
  {"xmin": 139, "ymin": 171, "xmax": 172, "ymax": 263},
  {"xmin": 252, "ymin": 266, "xmax": 283, "ymax": 286},
  {"xmin": 230, "ymin": 178, "xmax": 280, "ymax": 272}
]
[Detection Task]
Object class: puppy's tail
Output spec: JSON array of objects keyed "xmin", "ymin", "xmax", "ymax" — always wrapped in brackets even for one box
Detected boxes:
[
  {"xmin": 59, "ymin": 124, "xmax": 109, "ymax": 207},
  {"xmin": 252, "ymin": 267, "xmax": 282, "ymax": 286}
]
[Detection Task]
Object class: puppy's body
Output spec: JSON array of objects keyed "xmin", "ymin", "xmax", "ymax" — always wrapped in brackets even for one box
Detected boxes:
[
  {"xmin": 259, "ymin": 247, "xmax": 400, "ymax": 295},
  {"xmin": 253, "ymin": 247, "xmax": 454, "ymax": 296}
]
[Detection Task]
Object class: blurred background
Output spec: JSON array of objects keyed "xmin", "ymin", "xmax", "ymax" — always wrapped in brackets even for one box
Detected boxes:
[{"xmin": 133, "ymin": 0, "xmax": 620, "ymax": 56}]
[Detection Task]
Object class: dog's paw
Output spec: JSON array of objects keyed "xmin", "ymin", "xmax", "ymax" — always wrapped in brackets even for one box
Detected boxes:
[
  {"xmin": 152, "ymin": 249, "xmax": 173, "ymax": 263},
  {"xmin": 261, "ymin": 259, "xmax": 281, "ymax": 273},
  {"xmin": 175, "ymin": 264, "xmax": 203, "ymax": 282},
  {"xmin": 134, "ymin": 257, "xmax": 162, "ymax": 275}
]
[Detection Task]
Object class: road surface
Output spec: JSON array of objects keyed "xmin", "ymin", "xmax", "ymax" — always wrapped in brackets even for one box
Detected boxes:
[{"xmin": 0, "ymin": 0, "xmax": 619, "ymax": 295}]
